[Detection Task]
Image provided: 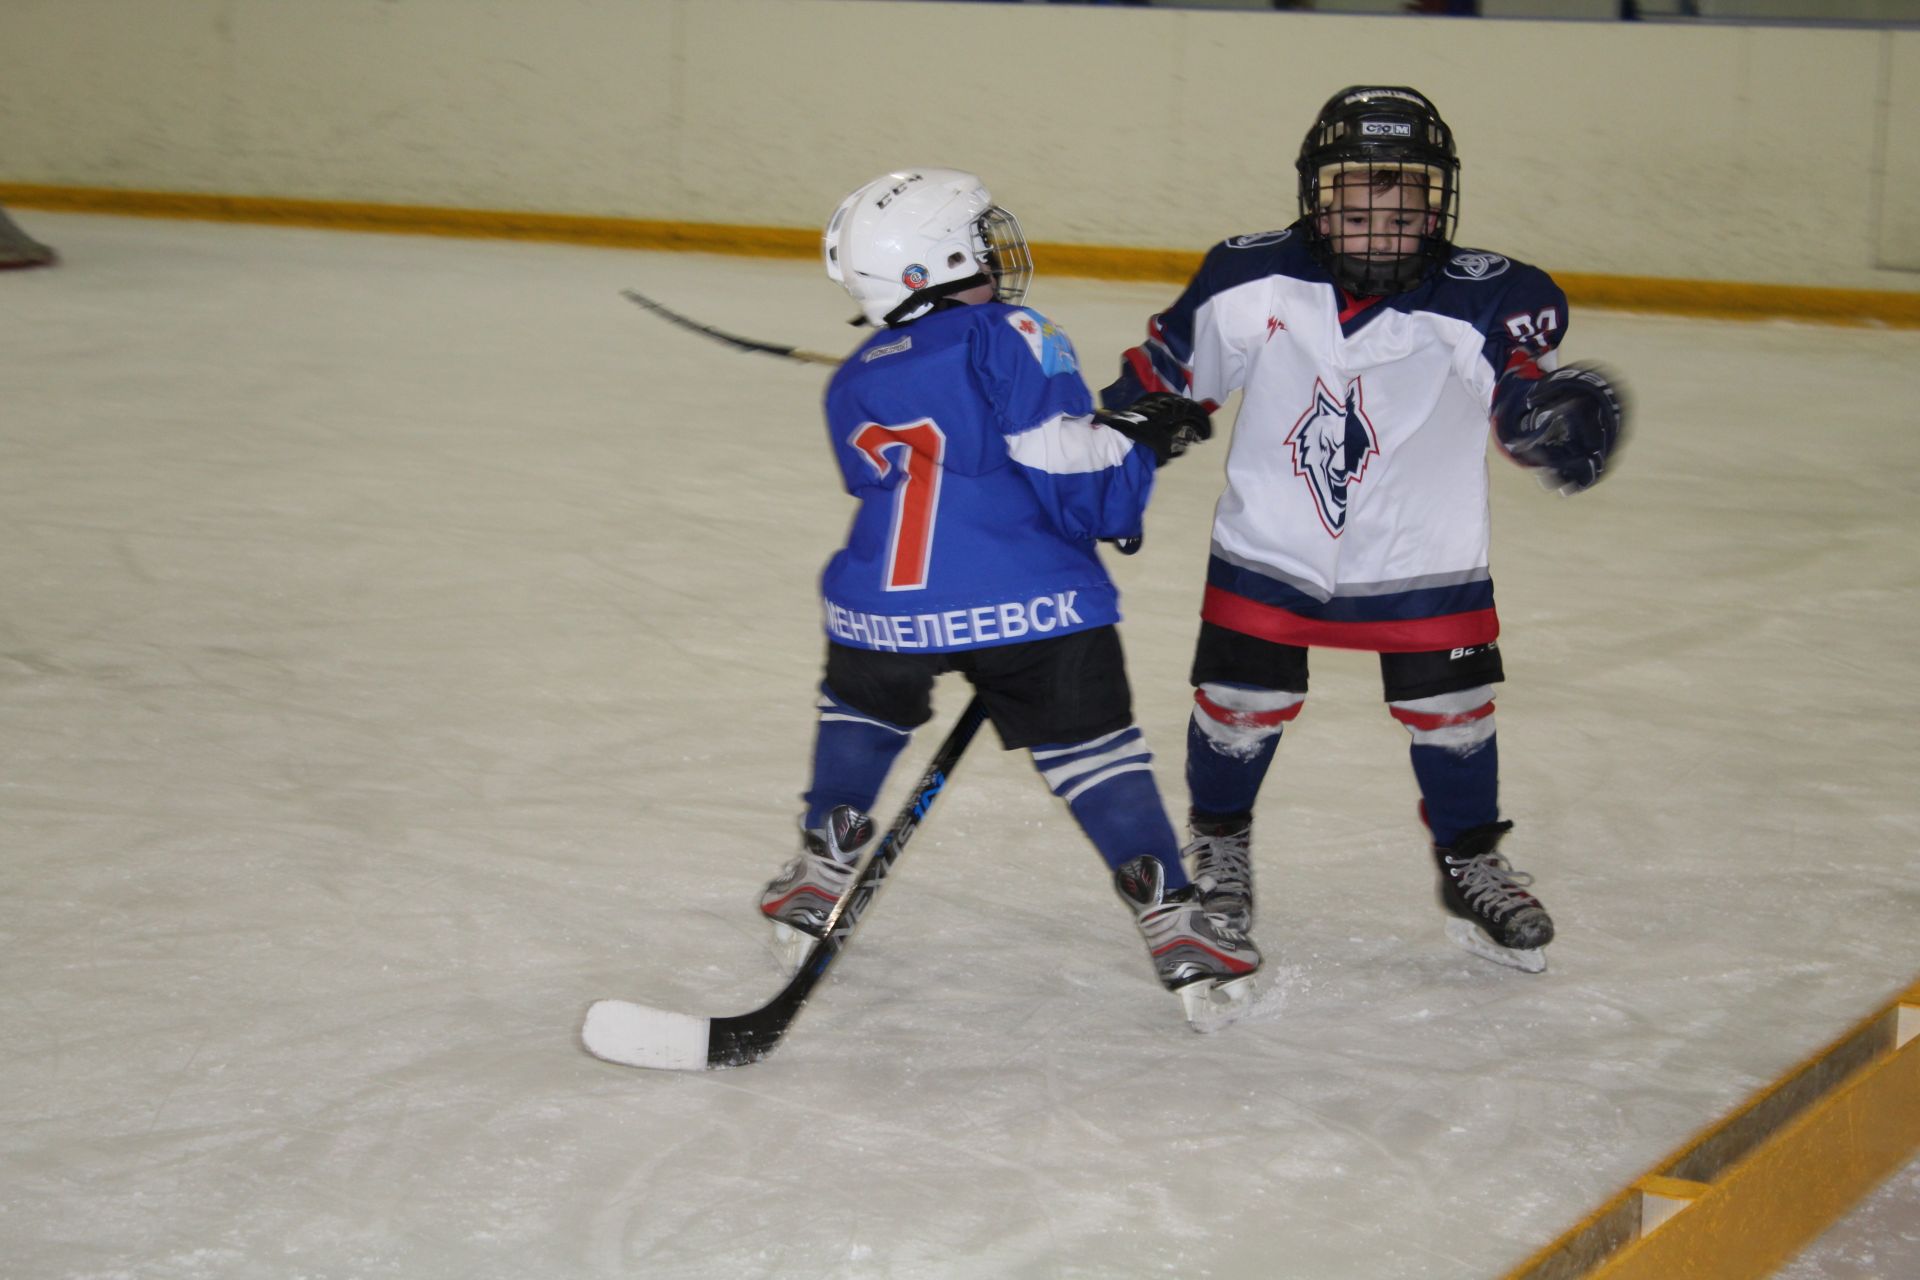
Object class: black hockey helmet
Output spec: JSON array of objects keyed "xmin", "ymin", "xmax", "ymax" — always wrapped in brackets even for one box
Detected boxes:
[{"xmin": 1296, "ymin": 86, "xmax": 1459, "ymax": 296}]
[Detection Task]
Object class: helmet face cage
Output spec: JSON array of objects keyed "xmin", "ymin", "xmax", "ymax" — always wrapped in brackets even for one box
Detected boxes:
[
  {"xmin": 1296, "ymin": 86, "xmax": 1460, "ymax": 296},
  {"xmin": 976, "ymin": 205, "xmax": 1032, "ymax": 308}
]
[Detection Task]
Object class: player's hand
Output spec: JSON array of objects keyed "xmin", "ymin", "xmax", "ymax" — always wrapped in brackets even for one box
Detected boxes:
[
  {"xmin": 1497, "ymin": 365, "xmax": 1626, "ymax": 495},
  {"xmin": 1094, "ymin": 393, "xmax": 1213, "ymax": 466}
]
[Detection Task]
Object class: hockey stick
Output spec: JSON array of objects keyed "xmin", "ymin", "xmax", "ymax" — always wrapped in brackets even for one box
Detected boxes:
[
  {"xmin": 581, "ymin": 696, "xmax": 990, "ymax": 1070},
  {"xmin": 622, "ymin": 286, "xmax": 1147, "ymax": 555},
  {"xmin": 620, "ymin": 288, "xmax": 846, "ymax": 366}
]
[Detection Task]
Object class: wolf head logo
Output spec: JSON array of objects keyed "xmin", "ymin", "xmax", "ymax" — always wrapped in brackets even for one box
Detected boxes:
[{"xmin": 1285, "ymin": 377, "xmax": 1379, "ymax": 536}]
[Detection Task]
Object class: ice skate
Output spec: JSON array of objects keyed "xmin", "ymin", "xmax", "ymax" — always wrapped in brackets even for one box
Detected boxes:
[
  {"xmin": 1183, "ymin": 812, "xmax": 1254, "ymax": 932},
  {"xmin": 759, "ymin": 806, "xmax": 875, "ymax": 972},
  {"xmin": 1433, "ymin": 820, "xmax": 1553, "ymax": 974},
  {"xmin": 1114, "ymin": 854, "xmax": 1260, "ymax": 1032}
]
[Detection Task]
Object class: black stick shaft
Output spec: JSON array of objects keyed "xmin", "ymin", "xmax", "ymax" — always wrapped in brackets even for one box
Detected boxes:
[
  {"xmin": 621, "ymin": 289, "xmax": 845, "ymax": 366},
  {"xmin": 707, "ymin": 697, "xmax": 988, "ymax": 1067}
]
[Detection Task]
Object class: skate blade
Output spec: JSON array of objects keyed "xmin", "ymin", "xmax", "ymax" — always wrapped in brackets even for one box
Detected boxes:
[
  {"xmin": 1179, "ymin": 974, "xmax": 1258, "ymax": 1033},
  {"xmin": 768, "ymin": 920, "xmax": 815, "ymax": 974},
  {"xmin": 1444, "ymin": 917, "xmax": 1548, "ymax": 974}
]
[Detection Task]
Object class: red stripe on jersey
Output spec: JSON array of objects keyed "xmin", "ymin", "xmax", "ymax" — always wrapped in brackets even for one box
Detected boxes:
[
  {"xmin": 1202, "ymin": 585, "xmax": 1499, "ymax": 653},
  {"xmin": 1492, "ymin": 348, "xmax": 1547, "ymax": 467},
  {"xmin": 1194, "ymin": 687, "xmax": 1302, "ymax": 728},
  {"xmin": 1505, "ymin": 346, "xmax": 1545, "ymax": 377},
  {"xmin": 1122, "ymin": 346, "xmax": 1172, "ymax": 396},
  {"xmin": 1338, "ymin": 291, "xmax": 1383, "ymax": 324},
  {"xmin": 1389, "ymin": 701, "xmax": 1495, "ymax": 731}
]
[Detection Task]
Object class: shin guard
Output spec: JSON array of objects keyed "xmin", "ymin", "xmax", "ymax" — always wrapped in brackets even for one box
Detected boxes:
[
  {"xmin": 1390, "ymin": 686, "xmax": 1498, "ymax": 848},
  {"xmin": 1186, "ymin": 683, "xmax": 1302, "ymax": 820},
  {"xmin": 1031, "ymin": 726, "xmax": 1185, "ymax": 889},
  {"xmin": 801, "ymin": 684, "xmax": 913, "ymax": 830}
]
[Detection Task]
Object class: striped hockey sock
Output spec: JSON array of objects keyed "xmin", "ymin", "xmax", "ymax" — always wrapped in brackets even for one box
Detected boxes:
[
  {"xmin": 1031, "ymin": 726, "xmax": 1186, "ymax": 889},
  {"xmin": 800, "ymin": 684, "xmax": 913, "ymax": 830}
]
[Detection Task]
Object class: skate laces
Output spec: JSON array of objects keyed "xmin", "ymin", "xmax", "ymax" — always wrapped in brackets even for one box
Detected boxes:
[
  {"xmin": 1444, "ymin": 852, "xmax": 1538, "ymax": 917},
  {"xmin": 1186, "ymin": 825, "xmax": 1252, "ymax": 897}
]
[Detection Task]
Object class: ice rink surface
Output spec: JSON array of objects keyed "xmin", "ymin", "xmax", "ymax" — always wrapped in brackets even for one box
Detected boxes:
[{"xmin": 3, "ymin": 212, "xmax": 1918, "ymax": 1279}]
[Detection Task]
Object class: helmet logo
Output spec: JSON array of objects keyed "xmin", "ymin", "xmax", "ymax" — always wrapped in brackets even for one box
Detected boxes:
[
  {"xmin": 901, "ymin": 263, "xmax": 930, "ymax": 290},
  {"xmin": 873, "ymin": 174, "xmax": 922, "ymax": 209},
  {"xmin": 1445, "ymin": 251, "xmax": 1510, "ymax": 281},
  {"xmin": 1360, "ymin": 120, "xmax": 1413, "ymax": 138}
]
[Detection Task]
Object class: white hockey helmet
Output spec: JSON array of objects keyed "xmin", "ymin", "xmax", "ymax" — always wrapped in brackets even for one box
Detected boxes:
[{"xmin": 823, "ymin": 168, "xmax": 1033, "ymax": 327}]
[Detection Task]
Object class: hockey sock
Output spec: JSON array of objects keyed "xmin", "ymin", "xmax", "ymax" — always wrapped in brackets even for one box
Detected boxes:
[
  {"xmin": 1390, "ymin": 687, "xmax": 1499, "ymax": 847},
  {"xmin": 800, "ymin": 683, "xmax": 913, "ymax": 831},
  {"xmin": 1030, "ymin": 726, "xmax": 1187, "ymax": 890},
  {"xmin": 1185, "ymin": 683, "xmax": 1302, "ymax": 821}
]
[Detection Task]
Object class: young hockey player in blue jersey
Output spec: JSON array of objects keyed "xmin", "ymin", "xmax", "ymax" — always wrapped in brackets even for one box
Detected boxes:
[
  {"xmin": 759, "ymin": 168, "xmax": 1258, "ymax": 1025},
  {"xmin": 1102, "ymin": 87, "xmax": 1628, "ymax": 974}
]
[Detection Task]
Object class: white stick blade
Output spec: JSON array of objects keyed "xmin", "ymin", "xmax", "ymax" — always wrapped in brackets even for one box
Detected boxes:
[{"xmin": 582, "ymin": 999, "xmax": 712, "ymax": 1070}]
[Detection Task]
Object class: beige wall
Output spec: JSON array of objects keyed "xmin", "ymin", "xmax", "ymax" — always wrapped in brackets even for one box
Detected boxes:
[{"xmin": 2, "ymin": 0, "xmax": 1916, "ymax": 291}]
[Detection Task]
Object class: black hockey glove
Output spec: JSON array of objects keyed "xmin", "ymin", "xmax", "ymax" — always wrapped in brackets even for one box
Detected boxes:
[
  {"xmin": 1494, "ymin": 364, "xmax": 1627, "ymax": 495},
  {"xmin": 1093, "ymin": 393, "xmax": 1213, "ymax": 467}
]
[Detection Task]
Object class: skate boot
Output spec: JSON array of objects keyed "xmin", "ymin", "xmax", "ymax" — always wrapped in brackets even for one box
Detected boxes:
[
  {"xmin": 1183, "ymin": 812, "xmax": 1254, "ymax": 932},
  {"xmin": 1433, "ymin": 820, "xmax": 1554, "ymax": 973},
  {"xmin": 1114, "ymin": 854, "xmax": 1260, "ymax": 1032},
  {"xmin": 759, "ymin": 805, "xmax": 875, "ymax": 972}
]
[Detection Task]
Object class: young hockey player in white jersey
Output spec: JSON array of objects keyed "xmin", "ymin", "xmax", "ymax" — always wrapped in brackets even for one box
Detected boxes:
[
  {"xmin": 1102, "ymin": 87, "xmax": 1627, "ymax": 973},
  {"xmin": 759, "ymin": 168, "xmax": 1258, "ymax": 1024}
]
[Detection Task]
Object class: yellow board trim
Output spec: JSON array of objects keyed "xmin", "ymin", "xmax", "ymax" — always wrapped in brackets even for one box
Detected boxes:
[
  {"xmin": 1633, "ymin": 1174, "xmax": 1709, "ymax": 1203},
  {"xmin": 1504, "ymin": 978, "xmax": 1920, "ymax": 1280},
  {"xmin": 6, "ymin": 183, "xmax": 1920, "ymax": 330},
  {"xmin": 1632, "ymin": 1175, "xmax": 1708, "ymax": 1238}
]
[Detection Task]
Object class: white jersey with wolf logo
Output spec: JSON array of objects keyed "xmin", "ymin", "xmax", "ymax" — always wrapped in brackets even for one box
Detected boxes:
[{"xmin": 1104, "ymin": 228, "xmax": 1567, "ymax": 653}]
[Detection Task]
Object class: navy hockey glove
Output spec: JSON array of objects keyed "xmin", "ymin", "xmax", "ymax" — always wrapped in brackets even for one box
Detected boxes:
[
  {"xmin": 1494, "ymin": 364, "xmax": 1627, "ymax": 495},
  {"xmin": 1093, "ymin": 393, "xmax": 1213, "ymax": 467}
]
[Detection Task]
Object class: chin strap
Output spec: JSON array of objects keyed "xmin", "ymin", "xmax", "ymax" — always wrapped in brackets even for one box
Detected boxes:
[
  {"xmin": 881, "ymin": 272, "xmax": 993, "ymax": 326},
  {"xmin": 1331, "ymin": 254, "xmax": 1435, "ymax": 296}
]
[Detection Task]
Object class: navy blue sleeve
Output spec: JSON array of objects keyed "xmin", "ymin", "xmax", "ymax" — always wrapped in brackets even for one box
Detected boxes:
[
  {"xmin": 1100, "ymin": 249, "xmax": 1224, "ymax": 410},
  {"xmin": 1101, "ymin": 231, "xmax": 1305, "ymax": 411},
  {"xmin": 1474, "ymin": 262, "xmax": 1572, "ymax": 444},
  {"xmin": 1475, "ymin": 260, "xmax": 1571, "ymax": 377}
]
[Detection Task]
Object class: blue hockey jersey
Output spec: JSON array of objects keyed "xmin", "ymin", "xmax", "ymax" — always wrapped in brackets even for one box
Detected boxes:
[
  {"xmin": 1104, "ymin": 224, "xmax": 1568, "ymax": 653},
  {"xmin": 820, "ymin": 302, "xmax": 1157, "ymax": 654}
]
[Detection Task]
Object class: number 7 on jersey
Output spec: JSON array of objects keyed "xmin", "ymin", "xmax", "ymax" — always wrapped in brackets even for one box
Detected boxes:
[{"xmin": 849, "ymin": 420, "xmax": 946, "ymax": 591}]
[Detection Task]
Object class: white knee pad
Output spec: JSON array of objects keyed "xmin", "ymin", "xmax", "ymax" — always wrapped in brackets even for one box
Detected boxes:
[
  {"xmin": 1389, "ymin": 685, "xmax": 1496, "ymax": 751},
  {"xmin": 1191, "ymin": 683, "xmax": 1304, "ymax": 760}
]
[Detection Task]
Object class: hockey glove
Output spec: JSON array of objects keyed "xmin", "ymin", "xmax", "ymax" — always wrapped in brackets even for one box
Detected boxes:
[
  {"xmin": 1494, "ymin": 364, "xmax": 1627, "ymax": 495},
  {"xmin": 1093, "ymin": 393, "xmax": 1213, "ymax": 467}
]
